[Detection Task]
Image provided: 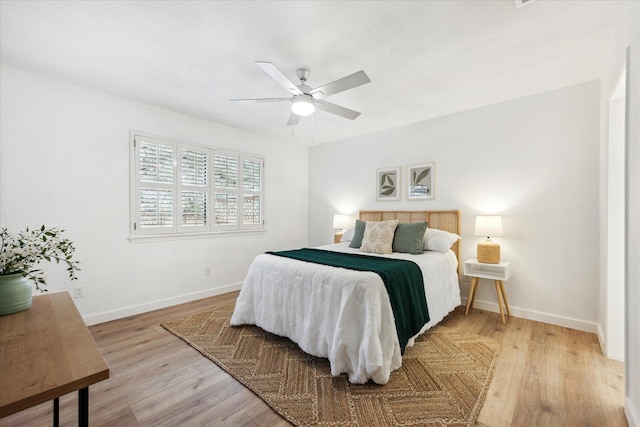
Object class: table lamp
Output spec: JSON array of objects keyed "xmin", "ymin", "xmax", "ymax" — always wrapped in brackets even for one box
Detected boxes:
[
  {"xmin": 332, "ymin": 214, "xmax": 352, "ymax": 243},
  {"xmin": 475, "ymin": 215, "xmax": 503, "ymax": 264}
]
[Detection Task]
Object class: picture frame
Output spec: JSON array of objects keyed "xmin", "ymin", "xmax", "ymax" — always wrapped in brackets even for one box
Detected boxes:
[
  {"xmin": 376, "ymin": 166, "xmax": 401, "ymax": 201},
  {"xmin": 407, "ymin": 162, "xmax": 435, "ymax": 200}
]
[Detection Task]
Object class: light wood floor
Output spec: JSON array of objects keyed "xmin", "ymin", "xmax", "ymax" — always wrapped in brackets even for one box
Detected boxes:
[{"xmin": 0, "ymin": 291, "xmax": 627, "ymax": 427}]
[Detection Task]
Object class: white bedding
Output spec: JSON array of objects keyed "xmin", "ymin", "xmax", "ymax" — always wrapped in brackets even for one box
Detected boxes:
[{"xmin": 230, "ymin": 242, "xmax": 461, "ymax": 384}]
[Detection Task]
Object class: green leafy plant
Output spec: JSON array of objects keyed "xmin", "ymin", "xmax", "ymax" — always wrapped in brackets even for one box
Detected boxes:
[{"xmin": 0, "ymin": 226, "xmax": 81, "ymax": 292}]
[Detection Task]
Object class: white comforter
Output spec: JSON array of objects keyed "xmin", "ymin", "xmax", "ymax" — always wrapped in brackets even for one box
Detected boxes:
[{"xmin": 230, "ymin": 243, "xmax": 460, "ymax": 384}]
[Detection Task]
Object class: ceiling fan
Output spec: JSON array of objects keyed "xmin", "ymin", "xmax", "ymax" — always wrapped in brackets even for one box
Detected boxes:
[{"xmin": 231, "ymin": 61, "xmax": 371, "ymax": 126}]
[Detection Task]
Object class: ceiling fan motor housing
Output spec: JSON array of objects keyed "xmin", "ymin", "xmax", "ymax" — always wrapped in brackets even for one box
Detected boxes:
[{"xmin": 296, "ymin": 68, "xmax": 311, "ymax": 82}]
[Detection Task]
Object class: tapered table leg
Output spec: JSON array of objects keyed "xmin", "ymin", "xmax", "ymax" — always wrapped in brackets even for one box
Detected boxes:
[
  {"xmin": 498, "ymin": 280, "xmax": 511, "ymax": 317},
  {"xmin": 465, "ymin": 277, "xmax": 478, "ymax": 315},
  {"xmin": 495, "ymin": 280, "xmax": 506, "ymax": 324}
]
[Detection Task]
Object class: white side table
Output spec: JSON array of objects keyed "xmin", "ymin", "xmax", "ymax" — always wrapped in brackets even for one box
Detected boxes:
[{"xmin": 463, "ymin": 259, "xmax": 512, "ymax": 324}]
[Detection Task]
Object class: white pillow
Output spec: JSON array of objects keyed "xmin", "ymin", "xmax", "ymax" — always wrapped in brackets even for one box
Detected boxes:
[
  {"xmin": 423, "ymin": 228, "xmax": 460, "ymax": 253},
  {"xmin": 341, "ymin": 227, "xmax": 355, "ymax": 242},
  {"xmin": 361, "ymin": 220, "xmax": 399, "ymax": 254}
]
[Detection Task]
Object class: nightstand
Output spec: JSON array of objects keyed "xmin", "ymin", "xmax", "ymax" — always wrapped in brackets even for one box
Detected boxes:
[{"xmin": 463, "ymin": 259, "xmax": 512, "ymax": 324}]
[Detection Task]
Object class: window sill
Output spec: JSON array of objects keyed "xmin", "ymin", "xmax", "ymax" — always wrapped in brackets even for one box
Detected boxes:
[{"xmin": 128, "ymin": 228, "xmax": 267, "ymax": 243}]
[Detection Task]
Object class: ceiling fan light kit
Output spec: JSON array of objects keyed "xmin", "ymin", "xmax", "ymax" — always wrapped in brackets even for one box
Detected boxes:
[
  {"xmin": 291, "ymin": 95, "xmax": 315, "ymax": 116},
  {"xmin": 231, "ymin": 61, "xmax": 370, "ymax": 125}
]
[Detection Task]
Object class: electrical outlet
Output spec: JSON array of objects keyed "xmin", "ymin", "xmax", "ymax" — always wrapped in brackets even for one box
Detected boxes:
[
  {"xmin": 73, "ymin": 286, "xmax": 84, "ymax": 299},
  {"xmin": 204, "ymin": 267, "xmax": 211, "ymax": 276}
]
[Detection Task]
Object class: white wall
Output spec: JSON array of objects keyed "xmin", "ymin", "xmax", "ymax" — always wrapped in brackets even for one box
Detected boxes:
[
  {"xmin": 598, "ymin": 0, "xmax": 632, "ymax": 366},
  {"xmin": 309, "ymin": 81, "xmax": 600, "ymax": 332},
  {"xmin": 604, "ymin": 94, "xmax": 626, "ymax": 362},
  {"xmin": 625, "ymin": 4, "xmax": 639, "ymax": 426},
  {"xmin": 0, "ymin": 65, "xmax": 309, "ymax": 324},
  {"xmin": 598, "ymin": 2, "xmax": 640, "ymax": 425}
]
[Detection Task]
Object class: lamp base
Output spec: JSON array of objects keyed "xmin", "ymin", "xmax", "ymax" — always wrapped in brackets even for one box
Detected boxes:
[{"xmin": 477, "ymin": 241, "xmax": 500, "ymax": 264}]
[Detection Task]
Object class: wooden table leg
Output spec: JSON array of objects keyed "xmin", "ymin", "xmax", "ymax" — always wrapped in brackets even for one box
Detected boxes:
[
  {"xmin": 465, "ymin": 277, "xmax": 478, "ymax": 315},
  {"xmin": 495, "ymin": 280, "xmax": 506, "ymax": 324},
  {"xmin": 498, "ymin": 280, "xmax": 511, "ymax": 317}
]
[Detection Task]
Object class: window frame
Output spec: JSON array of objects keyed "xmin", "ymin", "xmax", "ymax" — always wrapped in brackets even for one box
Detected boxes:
[{"xmin": 130, "ymin": 131, "xmax": 265, "ymax": 240}]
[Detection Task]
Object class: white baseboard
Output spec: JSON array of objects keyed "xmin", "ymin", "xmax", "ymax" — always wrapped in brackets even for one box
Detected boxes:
[
  {"xmin": 627, "ymin": 396, "xmax": 639, "ymax": 427},
  {"xmin": 88, "ymin": 288, "xmax": 602, "ymax": 335},
  {"xmin": 461, "ymin": 296, "xmax": 598, "ymax": 334},
  {"xmin": 83, "ymin": 282, "xmax": 243, "ymax": 326},
  {"xmin": 595, "ymin": 323, "xmax": 625, "ymax": 362},
  {"xmin": 89, "ymin": 290, "xmax": 601, "ymax": 335},
  {"xmin": 597, "ymin": 322, "xmax": 606, "ymax": 354}
]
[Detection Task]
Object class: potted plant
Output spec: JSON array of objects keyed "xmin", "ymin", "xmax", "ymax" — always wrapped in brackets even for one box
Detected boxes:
[{"xmin": 0, "ymin": 225, "xmax": 80, "ymax": 315}]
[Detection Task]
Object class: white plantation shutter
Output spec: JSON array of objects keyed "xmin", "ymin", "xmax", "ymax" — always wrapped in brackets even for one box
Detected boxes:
[
  {"xmin": 241, "ymin": 157, "xmax": 264, "ymax": 228},
  {"xmin": 180, "ymin": 147, "xmax": 208, "ymax": 231},
  {"xmin": 181, "ymin": 148, "xmax": 207, "ymax": 186},
  {"xmin": 131, "ymin": 132, "xmax": 264, "ymax": 237},
  {"xmin": 139, "ymin": 142, "xmax": 174, "ymax": 183},
  {"xmin": 136, "ymin": 138, "xmax": 176, "ymax": 233},
  {"xmin": 140, "ymin": 188, "xmax": 174, "ymax": 228},
  {"xmin": 214, "ymin": 154, "xmax": 238, "ymax": 189},
  {"xmin": 213, "ymin": 153, "xmax": 239, "ymax": 228},
  {"xmin": 214, "ymin": 193, "xmax": 238, "ymax": 226},
  {"xmin": 242, "ymin": 158, "xmax": 261, "ymax": 191}
]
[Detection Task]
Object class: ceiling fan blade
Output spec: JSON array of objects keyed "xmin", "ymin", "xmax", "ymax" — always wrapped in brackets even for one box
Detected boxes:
[
  {"xmin": 286, "ymin": 112, "xmax": 301, "ymax": 126},
  {"xmin": 309, "ymin": 70, "xmax": 370, "ymax": 99},
  {"xmin": 255, "ymin": 61, "xmax": 303, "ymax": 96},
  {"xmin": 230, "ymin": 97, "xmax": 290, "ymax": 103},
  {"xmin": 315, "ymin": 100, "xmax": 361, "ymax": 120}
]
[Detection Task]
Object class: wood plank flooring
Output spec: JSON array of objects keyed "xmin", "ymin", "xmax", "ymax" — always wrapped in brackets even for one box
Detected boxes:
[{"xmin": 0, "ymin": 291, "xmax": 627, "ymax": 426}]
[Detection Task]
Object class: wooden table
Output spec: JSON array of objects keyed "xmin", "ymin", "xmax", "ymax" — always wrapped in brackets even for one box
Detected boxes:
[{"xmin": 0, "ymin": 292, "xmax": 109, "ymax": 426}]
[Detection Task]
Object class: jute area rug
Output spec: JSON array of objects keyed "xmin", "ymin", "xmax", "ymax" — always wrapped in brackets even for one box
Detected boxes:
[{"xmin": 162, "ymin": 304, "xmax": 500, "ymax": 426}]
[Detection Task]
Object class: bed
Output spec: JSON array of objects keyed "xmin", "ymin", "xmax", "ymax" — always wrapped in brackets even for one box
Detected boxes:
[{"xmin": 230, "ymin": 210, "xmax": 461, "ymax": 384}]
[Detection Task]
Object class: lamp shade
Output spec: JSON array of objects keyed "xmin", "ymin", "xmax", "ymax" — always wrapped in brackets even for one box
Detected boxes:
[
  {"xmin": 332, "ymin": 214, "xmax": 353, "ymax": 230},
  {"xmin": 475, "ymin": 215, "xmax": 503, "ymax": 238},
  {"xmin": 291, "ymin": 95, "xmax": 316, "ymax": 117}
]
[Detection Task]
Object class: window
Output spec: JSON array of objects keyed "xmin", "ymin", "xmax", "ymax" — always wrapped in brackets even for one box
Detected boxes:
[{"xmin": 131, "ymin": 133, "xmax": 264, "ymax": 237}]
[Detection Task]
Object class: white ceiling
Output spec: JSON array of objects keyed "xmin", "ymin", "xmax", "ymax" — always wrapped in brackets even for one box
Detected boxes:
[{"xmin": 0, "ymin": 1, "xmax": 624, "ymax": 145}]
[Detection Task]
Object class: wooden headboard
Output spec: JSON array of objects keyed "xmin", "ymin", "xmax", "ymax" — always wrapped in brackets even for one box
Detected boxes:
[{"xmin": 359, "ymin": 210, "xmax": 461, "ymax": 264}]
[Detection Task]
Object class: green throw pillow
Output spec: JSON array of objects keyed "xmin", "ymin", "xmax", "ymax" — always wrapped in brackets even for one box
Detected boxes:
[
  {"xmin": 349, "ymin": 219, "xmax": 366, "ymax": 248},
  {"xmin": 392, "ymin": 222, "xmax": 428, "ymax": 254}
]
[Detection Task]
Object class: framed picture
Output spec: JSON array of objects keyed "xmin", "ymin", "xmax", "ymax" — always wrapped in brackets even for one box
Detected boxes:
[
  {"xmin": 376, "ymin": 167, "xmax": 401, "ymax": 201},
  {"xmin": 407, "ymin": 162, "xmax": 435, "ymax": 200}
]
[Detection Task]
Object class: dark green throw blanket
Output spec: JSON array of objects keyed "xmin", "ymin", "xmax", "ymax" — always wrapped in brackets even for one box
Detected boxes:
[{"xmin": 266, "ymin": 248, "xmax": 430, "ymax": 354}]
